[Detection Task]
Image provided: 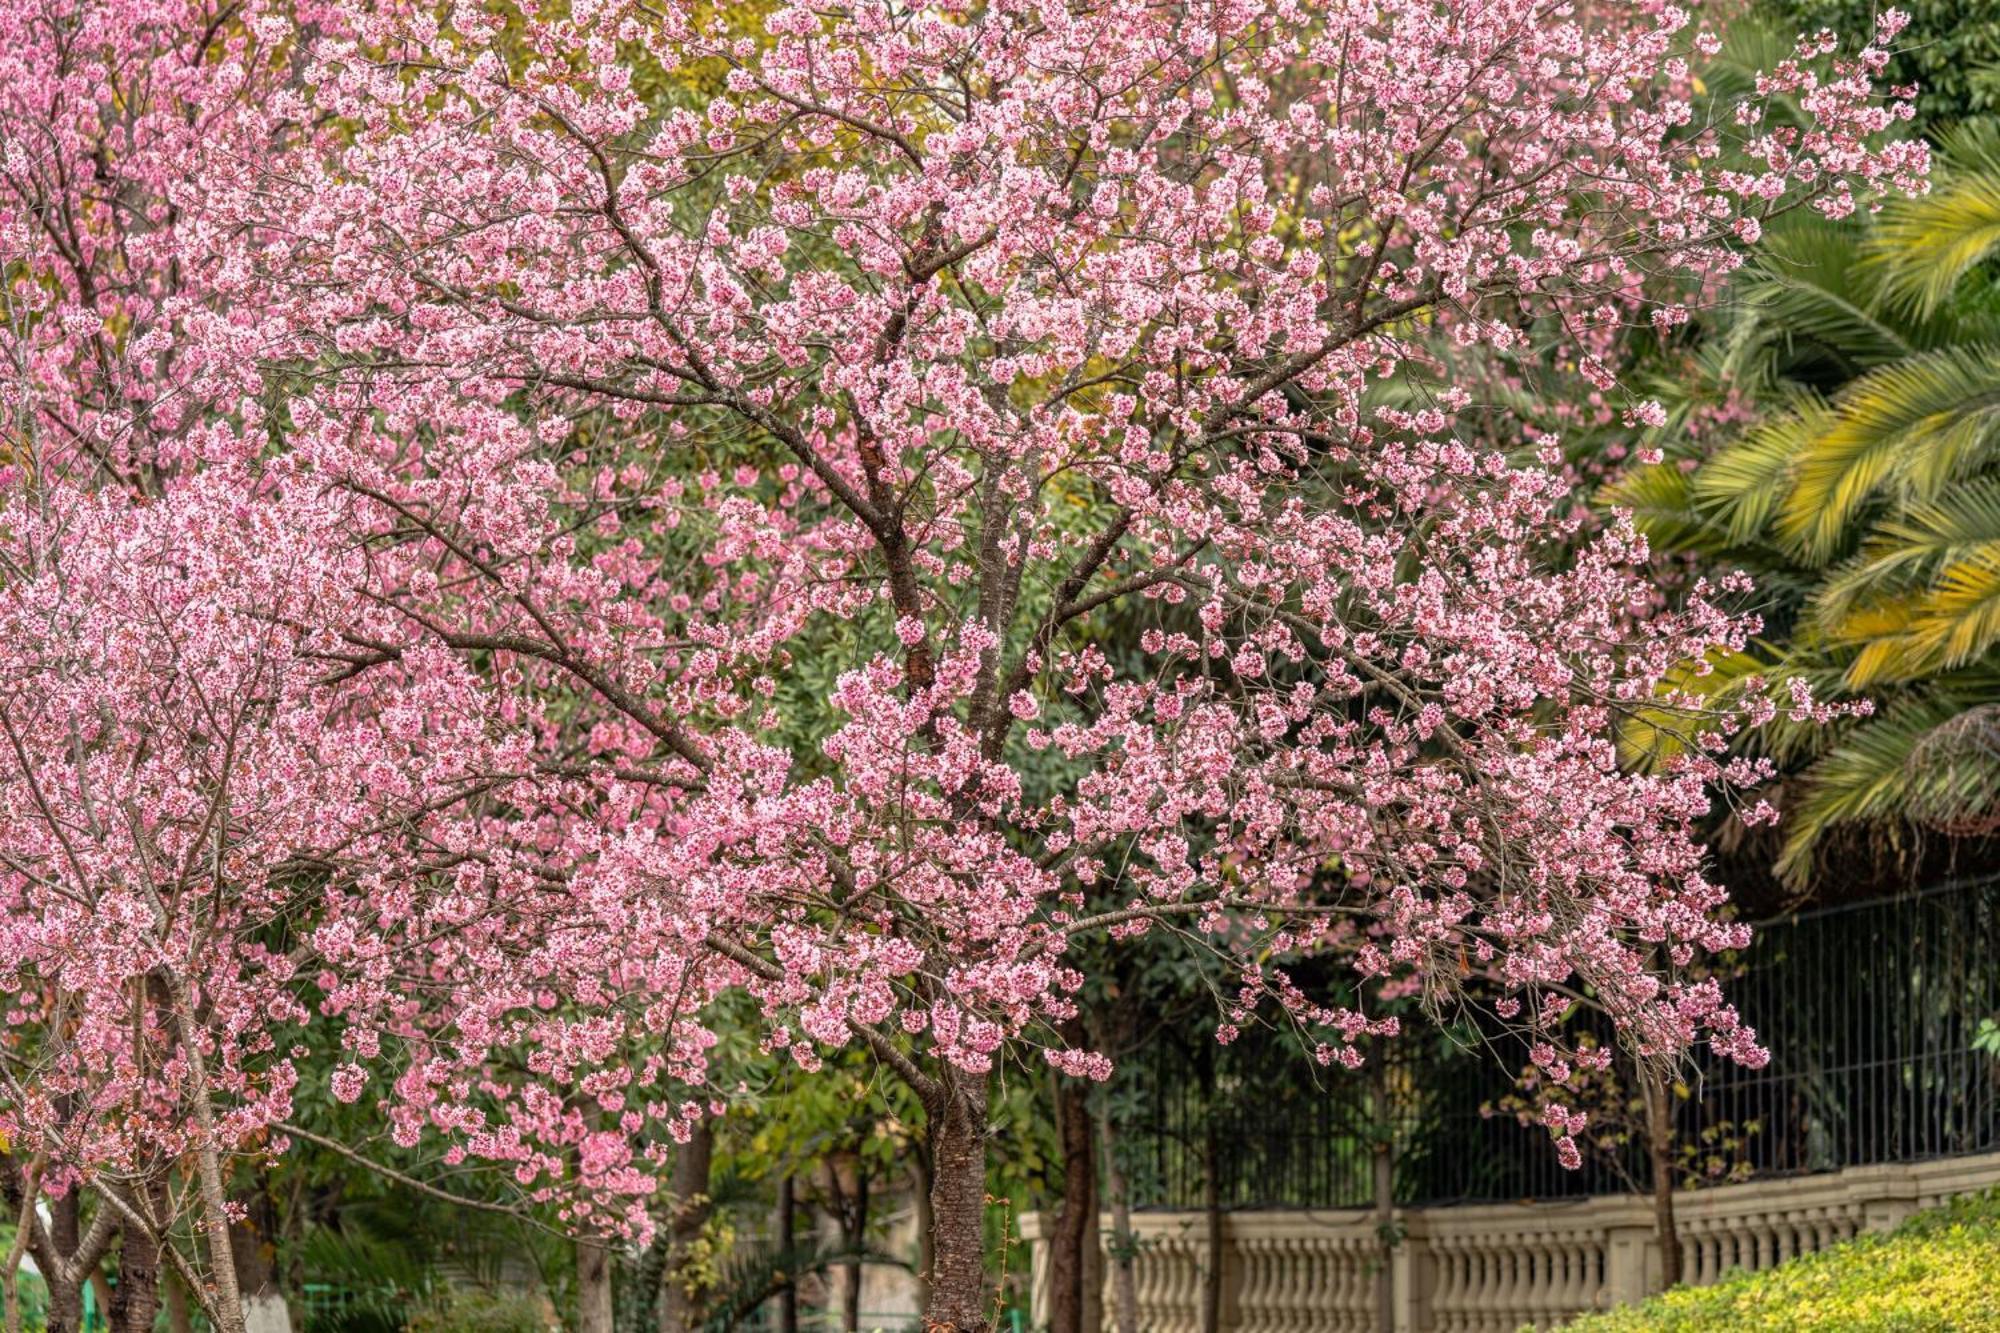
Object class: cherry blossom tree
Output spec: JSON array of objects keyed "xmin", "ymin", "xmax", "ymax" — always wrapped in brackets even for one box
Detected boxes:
[{"xmin": 3, "ymin": 0, "xmax": 1926, "ymax": 1329}]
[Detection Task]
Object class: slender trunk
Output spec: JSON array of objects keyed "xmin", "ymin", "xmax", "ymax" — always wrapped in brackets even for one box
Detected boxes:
[
  {"xmin": 658, "ymin": 1118, "xmax": 716, "ymax": 1333},
  {"xmin": 826, "ymin": 1157, "xmax": 870, "ymax": 1333},
  {"xmin": 577, "ymin": 1238, "xmax": 614, "ymax": 1333},
  {"xmin": 1097, "ymin": 1112, "xmax": 1137, "ymax": 1333},
  {"xmin": 910, "ymin": 1141, "xmax": 935, "ymax": 1319},
  {"xmin": 1199, "ymin": 1117, "xmax": 1221, "ymax": 1333},
  {"xmin": 2, "ymin": 1160, "xmax": 43, "ymax": 1333},
  {"xmin": 921, "ymin": 1076, "xmax": 989, "ymax": 1333},
  {"xmin": 232, "ymin": 1180, "xmax": 292, "ymax": 1333},
  {"xmin": 1081, "ymin": 1201, "xmax": 1103, "ymax": 1333},
  {"xmin": 1645, "ymin": 1074, "xmax": 1682, "ymax": 1288},
  {"xmin": 110, "ymin": 1182, "xmax": 168, "ymax": 1333},
  {"xmin": 1048, "ymin": 1056, "xmax": 1096, "ymax": 1333},
  {"xmin": 1370, "ymin": 1069, "xmax": 1395, "ymax": 1333},
  {"xmin": 88, "ymin": 1273, "xmax": 113, "ymax": 1329},
  {"xmin": 168, "ymin": 982, "xmax": 245, "ymax": 1333},
  {"xmin": 164, "ymin": 1270, "xmax": 193, "ymax": 1333},
  {"xmin": 778, "ymin": 1174, "xmax": 800, "ymax": 1333}
]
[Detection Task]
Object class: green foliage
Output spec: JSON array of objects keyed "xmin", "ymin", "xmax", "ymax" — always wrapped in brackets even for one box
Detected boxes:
[
  {"xmin": 1558, "ymin": 1190, "xmax": 2000, "ymax": 1330},
  {"xmin": 406, "ymin": 1284, "xmax": 554, "ymax": 1333},
  {"xmin": 1607, "ymin": 120, "xmax": 2000, "ymax": 882},
  {"xmin": 1770, "ymin": 0, "xmax": 2000, "ymax": 129}
]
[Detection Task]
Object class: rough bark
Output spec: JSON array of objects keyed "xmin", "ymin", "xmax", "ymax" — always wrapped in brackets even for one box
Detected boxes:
[
  {"xmin": 110, "ymin": 1182, "xmax": 168, "ymax": 1333},
  {"xmin": 658, "ymin": 1118, "xmax": 716, "ymax": 1333},
  {"xmin": 921, "ymin": 1076, "xmax": 989, "ymax": 1333},
  {"xmin": 1645, "ymin": 1074, "xmax": 1683, "ymax": 1288},
  {"xmin": 576, "ymin": 1238, "xmax": 615, "ymax": 1333},
  {"xmin": 1098, "ymin": 1111, "xmax": 1137, "ymax": 1333},
  {"xmin": 41, "ymin": 1191, "xmax": 84, "ymax": 1333},
  {"xmin": 1048, "ymin": 1057, "xmax": 1096, "ymax": 1333}
]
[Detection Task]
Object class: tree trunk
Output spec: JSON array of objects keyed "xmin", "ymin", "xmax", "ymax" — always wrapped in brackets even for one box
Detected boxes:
[
  {"xmin": 778, "ymin": 1173, "xmax": 800, "ymax": 1333},
  {"xmin": 1199, "ymin": 1115, "xmax": 1221, "ymax": 1333},
  {"xmin": 577, "ymin": 1238, "xmax": 615, "ymax": 1333},
  {"xmin": 910, "ymin": 1140, "xmax": 935, "ymax": 1319},
  {"xmin": 111, "ymin": 1187, "xmax": 167, "ymax": 1333},
  {"xmin": 44, "ymin": 1193, "xmax": 83, "ymax": 1333},
  {"xmin": 232, "ymin": 1182, "xmax": 292, "ymax": 1333},
  {"xmin": 1098, "ymin": 1112, "xmax": 1137, "ymax": 1333},
  {"xmin": 164, "ymin": 1269, "xmax": 193, "ymax": 1333},
  {"xmin": 1645, "ymin": 1074, "xmax": 1682, "ymax": 1288},
  {"xmin": 1370, "ymin": 1068, "xmax": 1396, "ymax": 1333},
  {"xmin": 169, "ymin": 981, "xmax": 245, "ymax": 1333},
  {"xmin": 921, "ymin": 1076, "xmax": 989, "ymax": 1333},
  {"xmin": 88, "ymin": 1273, "xmax": 113, "ymax": 1329},
  {"xmin": 824, "ymin": 1156, "xmax": 870, "ymax": 1333},
  {"xmin": 1048, "ymin": 1059, "xmax": 1096, "ymax": 1333},
  {"xmin": 658, "ymin": 1118, "xmax": 716, "ymax": 1333}
]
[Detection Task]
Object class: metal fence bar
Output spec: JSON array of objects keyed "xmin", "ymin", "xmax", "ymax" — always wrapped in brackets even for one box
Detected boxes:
[{"xmin": 1122, "ymin": 875, "xmax": 2000, "ymax": 1210}]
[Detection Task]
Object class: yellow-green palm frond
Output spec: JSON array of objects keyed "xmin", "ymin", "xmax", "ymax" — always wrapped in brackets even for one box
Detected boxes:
[
  {"xmin": 1817, "ymin": 477, "xmax": 2000, "ymax": 683},
  {"xmin": 1770, "ymin": 345, "xmax": 2000, "ymax": 562},
  {"xmin": 1777, "ymin": 685, "xmax": 2000, "ymax": 886},
  {"xmin": 1618, "ymin": 647, "xmax": 1773, "ymax": 771},
  {"xmin": 1601, "ymin": 460, "xmax": 1734, "ymax": 556},
  {"xmin": 1869, "ymin": 120, "xmax": 2000, "ymax": 320},
  {"xmin": 1691, "ymin": 396, "xmax": 1831, "ymax": 546}
]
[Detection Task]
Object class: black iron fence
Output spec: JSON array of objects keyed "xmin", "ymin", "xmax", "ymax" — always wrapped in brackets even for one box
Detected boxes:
[{"xmin": 1122, "ymin": 875, "xmax": 2000, "ymax": 1209}]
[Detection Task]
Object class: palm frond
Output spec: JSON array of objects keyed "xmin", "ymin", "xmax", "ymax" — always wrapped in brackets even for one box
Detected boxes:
[
  {"xmin": 1870, "ymin": 120, "xmax": 2000, "ymax": 319},
  {"xmin": 1777, "ymin": 687, "xmax": 2000, "ymax": 885},
  {"xmin": 1600, "ymin": 462, "xmax": 1733, "ymax": 555},
  {"xmin": 1817, "ymin": 477, "xmax": 2000, "ymax": 682},
  {"xmin": 1691, "ymin": 396, "xmax": 1829, "ymax": 545},
  {"xmin": 1772, "ymin": 345, "xmax": 2000, "ymax": 561},
  {"xmin": 1737, "ymin": 217, "xmax": 1916, "ymax": 369}
]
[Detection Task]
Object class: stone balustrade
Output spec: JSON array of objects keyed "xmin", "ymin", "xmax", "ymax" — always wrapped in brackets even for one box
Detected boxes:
[{"xmin": 1020, "ymin": 1151, "xmax": 2000, "ymax": 1332}]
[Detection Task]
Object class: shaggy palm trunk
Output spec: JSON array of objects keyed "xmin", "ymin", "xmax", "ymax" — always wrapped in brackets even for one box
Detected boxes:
[{"xmin": 921, "ymin": 1077, "xmax": 989, "ymax": 1333}]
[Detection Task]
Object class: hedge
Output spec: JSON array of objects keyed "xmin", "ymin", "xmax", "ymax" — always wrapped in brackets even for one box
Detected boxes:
[{"xmin": 1559, "ymin": 1190, "xmax": 2000, "ymax": 1331}]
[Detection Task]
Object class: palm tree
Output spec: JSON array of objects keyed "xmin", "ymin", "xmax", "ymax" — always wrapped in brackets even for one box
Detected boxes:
[{"xmin": 1606, "ymin": 119, "xmax": 2000, "ymax": 885}]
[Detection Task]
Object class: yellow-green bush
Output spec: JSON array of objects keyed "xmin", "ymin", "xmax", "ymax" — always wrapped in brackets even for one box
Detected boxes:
[{"xmin": 1560, "ymin": 1191, "xmax": 2000, "ymax": 1331}]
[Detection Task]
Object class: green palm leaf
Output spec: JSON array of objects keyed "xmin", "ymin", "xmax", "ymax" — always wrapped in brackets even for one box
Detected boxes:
[{"xmin": 1870, "ymin": 120, "xmax": 2000, "ymax": 319}]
